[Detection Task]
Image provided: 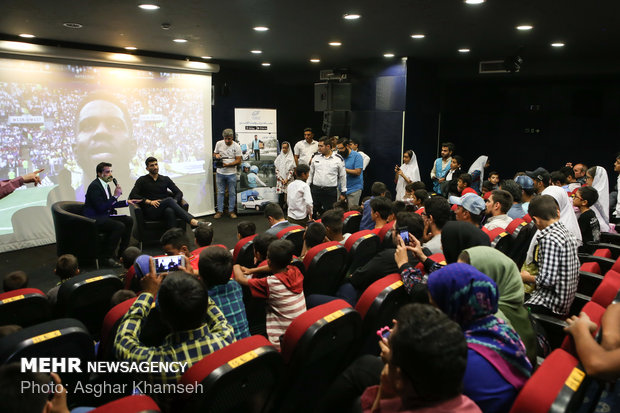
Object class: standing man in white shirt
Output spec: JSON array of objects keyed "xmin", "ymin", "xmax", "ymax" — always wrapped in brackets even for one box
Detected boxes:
[
  {"xmin": 308, "ymin": 136, "xmax": 347, "ymax": 217},
  {"xmin": 294, "ymin": 128, "xmax": 319, "ymax": 166},
  {"xmin": 213, "ymin": 128, "xmax": 242, "ymax": 219}
]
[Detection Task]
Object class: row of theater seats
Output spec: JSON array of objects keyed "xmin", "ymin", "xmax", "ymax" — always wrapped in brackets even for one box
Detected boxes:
[{"xmin": 0, "ymin": 270, "xmax": 413, "ymax": 411}]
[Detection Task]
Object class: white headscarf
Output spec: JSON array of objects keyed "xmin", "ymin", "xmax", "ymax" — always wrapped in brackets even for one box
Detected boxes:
[
  {"xmin": 590, "ymin": 166, "xmax": 610, "ymax": 233},
  {"xmin": 396, "ymin": 150, "xmax": 421, "ymax": 201},
  {"xmin": 274, "ymin": 141, "xmax": 295, "ymax": 180},
  {"xmin": 468, "ymin": 155, "xmax": 489, "ymax": 183},
  {"xmin": 525, "ymin": 185, "xmax": 582, "ymax": 263}
]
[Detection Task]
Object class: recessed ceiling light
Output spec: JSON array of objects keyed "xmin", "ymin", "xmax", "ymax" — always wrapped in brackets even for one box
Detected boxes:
[
  {"xmin": 201, "ymin": 56, "xmax": 213, "ymax": 59},
  {"xmin": 173, "ymin": 38, "xmax": 187, "ymax": 43},
  {"xmin": 410, "ymin": 34, "xmax": 425, "ymax": 39},
  {"xmin": 384, "ymin": 53, "xmax": 395, "ymax": 58},
  {"xmin": 253, "ymin": 26, "xmax": 269, "ymax": 32},
  {"xmin": 251, "ymin": 50, "xmax": 262, "ymax": 54},
  {"xmin": 458, "ymin": 48, "xmax": 470, "ymax": 53},
  {"xmin": 551, "ymin": 42, "xmax": 565, "ymax": 47},
  {"xmin": 261, "ymin": 62, "xmax": 271, "ymax": 67},
  {"xmin": 19, "ymin": 34, "xmax": 35, "ymax": 38},
  {"xmin": 329, "ymin": 42, "xmax": 342, "ymax": 46},
  {"xmin": 516, "ymin": 25, "xmax": 533, "ymax": 31},
  {"xmin": 310, "ymin": 58, "xmax": 320, "ymax": 63},
  {"xmin": 63, "ymin": 22, "xmax": 83, "ymax": 29},
  {"xmin": 464, "ymin": 0, "xmax": 485, "ymax": 4},
  {"xmin": 343, "ymin": 13, "xmax": 361, "ymax": 20},
  {"xmin": 138, "ymin": 3, "xmax": 160, "ymax": 10},
  {"xmin": 124, "ymin": 46, "xmax": 137, "ymax": 50}
]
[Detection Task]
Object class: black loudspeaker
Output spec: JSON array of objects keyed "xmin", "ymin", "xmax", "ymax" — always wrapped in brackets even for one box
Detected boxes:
[
  {"xmin": 322, "ymin": 111, "xmax": 351, "ymax": 137},
  {"xmin": 314, "ymin": 82, "xmax": 351, "ymax": 112}
]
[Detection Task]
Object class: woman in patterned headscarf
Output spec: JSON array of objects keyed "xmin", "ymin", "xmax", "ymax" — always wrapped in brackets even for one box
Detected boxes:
[{"xmin": 428, "ymin": 263, "xmax": 532, "ymax": 413}]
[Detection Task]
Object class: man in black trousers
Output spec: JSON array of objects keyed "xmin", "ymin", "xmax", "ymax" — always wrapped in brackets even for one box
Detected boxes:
[{"xmin": 83, "ymin": 162, "xmax": 140, "ymax": 267}]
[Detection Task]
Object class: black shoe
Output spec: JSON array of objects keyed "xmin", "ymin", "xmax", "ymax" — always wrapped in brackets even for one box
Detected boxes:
[{"xmin": 102, "ymin": 258, "xmax": 122, "ymax": 268}]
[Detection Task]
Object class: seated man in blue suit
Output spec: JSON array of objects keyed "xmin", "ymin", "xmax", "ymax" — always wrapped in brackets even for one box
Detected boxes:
[{"xmin": 83, "ymin": 162, "xmax": 140, "ymax": 267}]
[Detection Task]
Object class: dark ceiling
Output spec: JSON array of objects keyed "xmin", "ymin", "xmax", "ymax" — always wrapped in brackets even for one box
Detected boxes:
[{"xmin": 1, "ymin": 0, "xmax": 619, "ymax": 67}]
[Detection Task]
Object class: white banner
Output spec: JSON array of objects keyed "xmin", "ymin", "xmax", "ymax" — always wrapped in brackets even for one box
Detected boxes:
[
  {"xmin": 234, "ymin": 108, "xmax": 277, "ymax": 133},
  {"xmin": 8, "ymin": 115, "xmax": 44, "ymax": 124}
]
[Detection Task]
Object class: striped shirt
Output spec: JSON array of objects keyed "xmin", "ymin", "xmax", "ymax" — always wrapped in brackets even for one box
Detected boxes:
[
  {"xmin": 525, "ymin": 221, "xmax": 580, "ymax": 316},
  {"xmin": 248, "ymin": 266, "xmax": 306, "ymax": 350}
]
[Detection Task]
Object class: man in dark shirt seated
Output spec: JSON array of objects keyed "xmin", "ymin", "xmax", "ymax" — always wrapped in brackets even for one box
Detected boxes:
[{"xmin": 129, "ymin": 156, "xmax": 203, "ymax": 228}]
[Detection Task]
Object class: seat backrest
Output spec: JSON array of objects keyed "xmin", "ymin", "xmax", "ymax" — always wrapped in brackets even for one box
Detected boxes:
[
  {"xmin": 343, "ymin": 211, "xmax": 362, "ymax": 234},
  {"xmin": 591, "ymin": 270, "xmax": 620, "ymax": 308},
  {"xmin": 506, "ymin": 218, "xmax": 525, "ymax": 235},
  {"xmin": 523, "ymin": 214, "xmax": 532, "ymax": 223},
  {"xmin": 378, "ymin": 221, "xmax": 396, "ymax": 249},
  {"xmin": 0, "ymin": 288, "xmax": 51, "ymax": 328},
  {"xmin": 56, "ymin": 272, "xmax": 123, "ymax": 340},
  {"xmin": 580, "ymin": 262, "xmax": 601, "ymax": 275},
  {"xmin": 561, "ymin": 301, "xmax": 605, "ymax": 356},
  {"xmin": 91, "ymin": 395, "xmax": 160, "ymax": 413},
  {"xmin": 509, "ymin": 349, "xmax": 586, "ymax": 413},
  {"xmin": 233, "ymin": 234, "xmax": 257, "ymax": 267},
  {"xmin": 491, "ymin": 229, "xmax": 513, "ymax": 254},
  {"xmin": 98, "ymin": 297, "xmax": 138, "ymax": 360},
  {"xmin": 277, "ymin": 225, "xmax": 305, "ymax": 257},
  {"xmin": 278, "ymin": 299, "xmax": 362, "ymax": 413},
  {"xmin": 51, "ymin": 201, "xmax": 99, "ymax": 259},
  {"xmin": 509, "ymin": 222, "xmax": 537, "ymax": 268},
  {"xmin": 177, "ymin": 335, "xmax": 283, "ymax": 413},
  {"xmin": 355, "ymin": 274, "xmax": 410, "ymax": 355},
  {"xmin": 344, "ymin": 230, "xmax": 380, "ymax": 274},
  {"xmin": 302, "ymin": 241, "xmax": 348, "ymax": 295},
  {"xmin": 0, "ymin": 318, "xmax": 94, "ymax": 397}
]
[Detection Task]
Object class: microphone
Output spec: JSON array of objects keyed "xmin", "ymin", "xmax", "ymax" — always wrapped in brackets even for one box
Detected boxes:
[{"xmin": 112, "ymin": 178, "xmax": 118, "ymax": 186}]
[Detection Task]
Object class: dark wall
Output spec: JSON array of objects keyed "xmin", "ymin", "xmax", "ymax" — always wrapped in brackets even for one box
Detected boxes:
[
  {"xmin": 438, "ymin": 75, "xmax": 620, "ymax": 183},
  {"xmin": 211, "ymin": 63, "xmax": 323, "ymax": 143}
]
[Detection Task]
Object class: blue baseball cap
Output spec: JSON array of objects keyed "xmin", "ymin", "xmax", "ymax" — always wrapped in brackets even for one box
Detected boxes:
[
  {"xmin": 133, "ymin": 254, "xmax": 151, "ymax": 280},
  {"xmin": 515, "ymin": 175, "xmax": 534, "ymax": 189},
  {"xmin": 448, "ymin": 193, "xmax": 486, "ymax": 215}
]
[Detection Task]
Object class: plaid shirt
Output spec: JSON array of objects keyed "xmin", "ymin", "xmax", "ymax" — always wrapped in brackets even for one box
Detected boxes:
[
  {"xmin": 208, "ymin": 280, "xmax": 250, "ymax": 341},
  {"xmin": 525, "ymin": 221, "xmax": 580, "ymax": 316},
  {"xmin": 114, "ymin": 292, "xmax": 235, "ymax": 384}
]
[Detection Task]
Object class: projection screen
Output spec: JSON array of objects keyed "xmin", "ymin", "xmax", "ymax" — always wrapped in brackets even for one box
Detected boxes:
[{"xmin": 0, "ymin": 57, "xmax": 214, "ymax": 252}]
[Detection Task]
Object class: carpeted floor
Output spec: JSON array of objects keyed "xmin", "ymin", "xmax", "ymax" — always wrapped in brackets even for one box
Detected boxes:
[{"xmin": 0, "ymin": 212, "xmax": 270, "ymax": 294}]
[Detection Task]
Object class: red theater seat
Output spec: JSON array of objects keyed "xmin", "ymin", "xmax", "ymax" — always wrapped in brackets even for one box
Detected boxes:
[
  {"xmin": 98, "ymin": 297, "xmax": 138, "ymax": 360},
  {"xmin": 591, "ymin": 270, "xmax": 620, "ymax": 308},
  {"xmin": 377, "ymin": 220, "xmax": 395, "ymax": 249},
  {"xmin": 593, "ymin": 248, "xmax": 612, "ymax": 259},
  {"xmin": 523, "ymin": 214, "xmax": 532, "ymax": 223},
  {"xmin": 509, "ymin": 349, "xmax": 587, "ymax": 413},
  {"xmin": 55, "ymin": 272, "xmax": 122, "ymax": 340},
  {"xmin": 302, "ymin": 241, "xmax": 347, "ymax": 296},
  {"xmin": 561, "ymin": 300, "xmax": 605, "ymax": 357},
  {"xmin": 506, "ymin": 218, "xmax": 525, "ymax": 235},
  {"xmin": 0, "ymin": 288, "xmax": 51, "ymax": 328},
  {"xmin": 177, "ymin": 335, "xmax": 283, "ymax": 413},
  {"xmin": 278, "ymin": 299, "xmax": 362, "ymax": 413},
  {"xmin": 343, "ymin": 210, "xmax": 362, "ymax": 234},
  {"xmin": 91, "ymin": 395, "xmax": 160, "ymax": 412},
  {"xmin": 355, "ymin": 273, "xmax": 410, "ymax": 355},
  {"xmin": 233, "ymin": 234, "xmax": 257, "ymax": 267},
  {"xmin": 277, "ymin": 225, "xmax": 305, "ymax": 257},
  {"xmin": 344, "ymin": 230, "xmax": 380, "ymax": 274}
]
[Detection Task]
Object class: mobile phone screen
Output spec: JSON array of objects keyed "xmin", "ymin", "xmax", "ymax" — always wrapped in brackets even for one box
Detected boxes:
[
  {"xmin": 153, "ymin": 255, "xmax": 184, "ymax": 273},
  {"xmin": 398, "ymin": 226, "xmax": 409, "ymax": 244}
]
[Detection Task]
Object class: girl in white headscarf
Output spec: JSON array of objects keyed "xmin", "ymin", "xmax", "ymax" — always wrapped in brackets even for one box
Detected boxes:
[
  {"xmin": 586, "ymin": 166, "xmax": 610, "ymax": 233},
  {"xmin": 468, "ymin": 155, "xmax": 489, "ymax": 193},
  {"xmin": 394, "ymin": 149, "xmax": 421, "ymax": 201},
  {"xmin": 274, "ymin": 141, "xmax": 296, "ymax": 204}
]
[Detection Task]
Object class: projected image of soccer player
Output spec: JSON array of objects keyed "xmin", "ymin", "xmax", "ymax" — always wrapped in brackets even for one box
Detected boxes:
[{"xmin": 74, "ymin": 92, "xmax": 136, "ymax": 199}]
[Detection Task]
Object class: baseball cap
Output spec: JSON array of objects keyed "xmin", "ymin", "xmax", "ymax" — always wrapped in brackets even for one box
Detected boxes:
[
  {"xmin": 133, "ymin": 254, "xmax": 151, "ymax": 280},
  {"xmin": 448, "ymin": 193, "xmax": 486, "ymax": 215},
  {"xmin": 525, "ymin": 167, "xmax": 550, "ymax": 184},
  {"xmin": 515, "ymin": 175, "xmax": 534, "ymax": 189}
]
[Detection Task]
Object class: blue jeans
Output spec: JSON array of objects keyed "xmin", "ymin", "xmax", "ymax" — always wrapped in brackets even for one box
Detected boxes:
[{"xmin": 217, "ymin": 173, "xmax": 237, "ymax": 213}]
